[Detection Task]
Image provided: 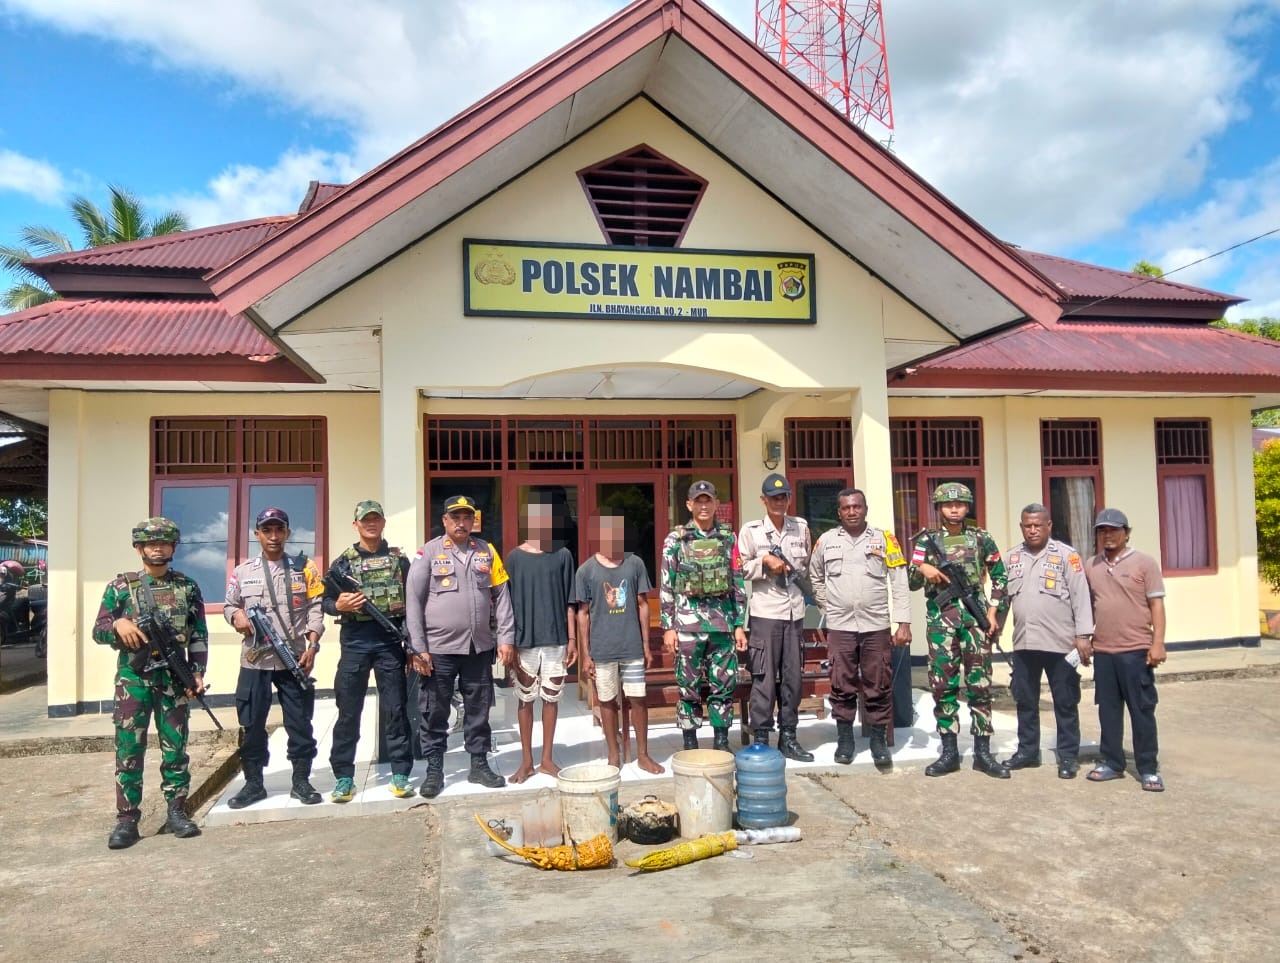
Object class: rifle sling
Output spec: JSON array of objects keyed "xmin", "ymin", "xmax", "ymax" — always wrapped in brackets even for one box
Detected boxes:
[{"xmin": 261, "ymin": 553, "xmax": 296, "ymax": 645}]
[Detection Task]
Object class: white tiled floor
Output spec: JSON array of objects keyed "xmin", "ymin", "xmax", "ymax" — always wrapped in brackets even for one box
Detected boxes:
[{"xmin": 206, "ymin": 688, "xmax": 1024, "ymax": 826}]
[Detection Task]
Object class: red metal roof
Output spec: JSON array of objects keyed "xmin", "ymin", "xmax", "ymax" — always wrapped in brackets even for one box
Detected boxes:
[
  {"xmin": 297, "ymin": 182, "xmax": 347, "ymax": 213},
  {"xmin": 1013, "ymin": 249, "xmax": 1240, "ymax": 306},
  {"xmin": 0, "ymin": 297, "xmax": 278, "ymax": 357},
  {"xmin": 894, "ymin": 321, "xmax": 1280, "ymax": 391},
  {"xmin": 26, "ymin": 217, "xmax": 294, "ymax": 275}
]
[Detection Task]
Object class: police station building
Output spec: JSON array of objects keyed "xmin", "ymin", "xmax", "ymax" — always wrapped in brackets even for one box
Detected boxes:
[{"xmin": 4, "ymin": 0, "xmax": 1279, "ymax": 715}]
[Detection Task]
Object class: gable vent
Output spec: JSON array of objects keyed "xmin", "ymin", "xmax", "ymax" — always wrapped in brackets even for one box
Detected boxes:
[{"xmin": 578, "ymin": 145, "xmax": 707, "ymax": 247}]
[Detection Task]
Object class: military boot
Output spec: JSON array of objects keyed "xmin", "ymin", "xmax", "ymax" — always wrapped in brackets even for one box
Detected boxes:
[
  {"xmin": 418, "ymin": 754, "xmax": 445, "ymax": 798},
  {"xmin": 925, "ymin": 733, "xmax": 961, "ymax": 777},
  {"xmin": 107, "ymin": 818, "xmax": 140, "ymax": 850},
  {"xmin": 834, "ymin": 720, "xmax": 856, "ymax": 765},
  {"xmin": 752, "ymin": 729, "xmax": 771, "ymax": 746},
  {"xmin": 468, "ymin": 753, "xmax": 506, "ymax": 788},
  {"xmin": 869, "ymin": 725, "xmax": 892, "ymax": 771},
  {"xmin": 712, "ymin": 727, "xmax": 731, "ymax": 752},
  {"xmin": 682, "ymin": 729, "xmax": 699, "ymax": 751},
  {"xmin": 777, "ymin": 726, "xmax": 814, "ymax": 762},
  {"xmin": 165, "ymin": 798, "xmax": 200, "ymax": 838},
  {"xmin": 972, "ymin": 736, "xmax": 1010, "ymax": 779},
  {"xmin": 290, "ymin": 760, "xmax": 323, "ymax": 804},
  {"xmin": 227, "ymin": 765, "xmax": 267, "ymax": 810}
]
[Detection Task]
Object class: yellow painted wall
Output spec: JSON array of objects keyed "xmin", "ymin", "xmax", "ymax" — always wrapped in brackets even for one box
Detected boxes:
[
  {"xmin": 290, "ymin": 99, "xmax": 947, "ymax": 548},
  {"xmin": 47, "ymin": 389, "xmax": 381, "ymax": 708},
  {"xmin": 888, "ymin": 395, "xmax": 1260, "ymax": 646}
]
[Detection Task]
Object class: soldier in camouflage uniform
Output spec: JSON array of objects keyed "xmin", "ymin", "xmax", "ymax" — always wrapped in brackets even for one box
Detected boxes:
[
  {"xmin": 94, "ymin": 517, "xmax": 208, "ymax": 850},
  {"xmin": 908, "ymin": 483, "xmax": 1010, "ymax": 779},
  {"xmin": 660, "ymin": 480, "xmax": 748, "ymax": 752}
]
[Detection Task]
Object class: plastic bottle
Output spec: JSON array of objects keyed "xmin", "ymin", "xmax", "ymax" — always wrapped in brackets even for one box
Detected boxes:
[{"xmin": 735, "ymin": 742, "xmax": 788, "ymax": 829}]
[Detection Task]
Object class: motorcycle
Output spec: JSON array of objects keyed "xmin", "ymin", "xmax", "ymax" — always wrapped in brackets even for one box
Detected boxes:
[{"xmin": 0, "ymin": 560, "xmax": 46, "ymax": 658}]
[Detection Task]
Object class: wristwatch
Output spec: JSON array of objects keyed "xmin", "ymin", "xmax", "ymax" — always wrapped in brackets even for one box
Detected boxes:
[{"xmin": 306, "ymin": 640, "xmax": 320, "ymax": 653}]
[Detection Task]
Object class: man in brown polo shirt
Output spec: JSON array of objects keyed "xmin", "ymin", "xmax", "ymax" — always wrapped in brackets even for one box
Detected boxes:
[{"xmin": 1082, "ymin": 508, "xmax": 1167, "ymax": 791}]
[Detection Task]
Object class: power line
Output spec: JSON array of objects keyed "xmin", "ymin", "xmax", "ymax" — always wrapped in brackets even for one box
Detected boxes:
[{"xmin": 1060, "ymin": 224, "xmax": 1280, "ymax": 319}]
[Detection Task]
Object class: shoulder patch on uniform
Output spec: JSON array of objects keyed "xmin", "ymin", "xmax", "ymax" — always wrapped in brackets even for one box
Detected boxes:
[
  {"xmin": 1068, "ymin": 552, "xmax": 1082, "ymax": 573},
  {"xmin": 883, "ymin": 532, "xmax": 906, "ymax": 568}
]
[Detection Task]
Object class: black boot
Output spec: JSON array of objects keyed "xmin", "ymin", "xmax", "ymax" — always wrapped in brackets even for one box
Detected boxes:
[
  {"xmin": 291, "ymin": 761, "xmax": 322, "ymax": 804},
  {"xmin": 972, "ymin": 736, "xmax": 1010, "ymax": 779},
  {"xmin": 107, "ymin": 818, "xmax": 140, "ymax": 850},
  {"xmin": 165, "ymin": 798, "xmax": 200, "ymax": 838},
  {"xmin": 869, "ymin": 725, "xmax": 892, "ymax": 771},
  {"xmin": 777, "ymin": 726, "xmax": 814, "ymax": 762},
  {"xmin": 834, "ymin": 720, "xmax": 856, "ymax": 765},
  {"xmin": 682, "ymin": 729, "xmax": 699, "ymax": 751},
  {"xmin": 468, "ymin": 752, "xmax": 505, "ymax": 788},
  {"xmin": 1003, "ymin": 748, "xmax": 1042, "ymax": 770},
  {"xmin": 712, "ymin": 727, "xmax": 730, "ymax": 752},
  {"xmin": 418, "ymin": 754, "xmax": 445, "ymax": 798},
  {"xmin": 227, "ymin": 766, "xmax": 267, "ymax": 810},
  {"xmin": 925, "ymin": 733, "xmax": 961, "ymax": 777},
  {"xmin": 752, "ymin": 728, "xmax": 771, "ymax": 746}
]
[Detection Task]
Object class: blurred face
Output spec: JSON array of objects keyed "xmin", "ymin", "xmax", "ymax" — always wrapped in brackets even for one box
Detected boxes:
[
  {"xmin": 1020, "ymin": 511, "xmax": 1051, "ymax": 552},
  {"xmin": 1097, "ymin": 525, "xmax": 1128, "ymax": 553},
  {"xmin": 837, "ymin": 493, "xmax": 867, "ymax": 532},
  {"xmin": 255, "ymin": 521, "xmax": 288, "ymax": 557},
  {"xmin": 591, "ymin": 515, "xmax": 626, "ymax": 556},
  {"xmin": 135, "ymin": 539, "xmax": 175, "ymax": 568},
  {"xmin": 355, "ymin": 512, "xmax": 385, "ymax": 542},
  {"xmin": 938, "ymin": 500, "xmax": 969, "ymax": 525},
  {"xmin": 686, "ymin": 493, "xmax": 718, "ymax": 528},
  {"xmin": 525, "ymin": 502, "xmax": 553, "ymax": 541},
  {"xmin": 443, "ymin": 509, "xmax": 475, "ymax": 542}
]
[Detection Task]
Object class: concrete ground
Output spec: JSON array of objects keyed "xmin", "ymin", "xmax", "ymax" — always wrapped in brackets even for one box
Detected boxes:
[{"xmin": 1, "ymin": 672, "xmax": 1277, "ymax": 961}]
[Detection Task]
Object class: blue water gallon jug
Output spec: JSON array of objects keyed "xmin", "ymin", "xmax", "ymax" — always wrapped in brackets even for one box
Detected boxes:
[{"xmin": 735, "ymin": 742, "xmax": 788, "ymax": 829}]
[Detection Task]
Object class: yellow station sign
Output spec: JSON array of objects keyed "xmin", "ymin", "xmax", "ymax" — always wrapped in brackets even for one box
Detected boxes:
[{"xmin": 464, "ymin": 239, "xmax": 815, "ymax": 323}]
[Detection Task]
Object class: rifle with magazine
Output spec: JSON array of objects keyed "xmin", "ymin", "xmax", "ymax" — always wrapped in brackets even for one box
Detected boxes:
[
  {"xmin": 246, "ymin": 604, "xmax": 315, "ymax": 689},
  {"xmin": 766, "ymin": 539, "xmax": 815, "ymax": 600},
  {"xmin": 134, "ymin": 610, "xmax": 224, "ymax": 730},
  {"xmin": 926, "ymin": 533, "xmax": 995, "ymax": 638},
  {"xmin": 323, "ymin": 563, "xmax": 409, "ymax": 646}
]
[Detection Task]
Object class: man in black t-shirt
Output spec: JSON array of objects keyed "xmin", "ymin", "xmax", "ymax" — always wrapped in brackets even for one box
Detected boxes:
[{"xmin": 506, "ymin": 496, "xmax": 577, "ymax": 783}]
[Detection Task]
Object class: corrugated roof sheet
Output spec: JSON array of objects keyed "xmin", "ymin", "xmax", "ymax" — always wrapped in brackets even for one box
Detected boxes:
[
  {"xmin": 298, "ymin": 182, "xmax": 347, "ymax": 213},
  {"xmin": 918, "ymin": 321, "xmax": 1280, "ymax": 375},
  {"xmin": 26, "ymin": 217, "xmax": 294, "ymax": 274},
  {"xmin": 0, "ymin": 297, "xmax": 278, "ymax": 358},
  {"xmin": 1013, "ymin": 249, "xmax": 1240, "ymax": 304}
]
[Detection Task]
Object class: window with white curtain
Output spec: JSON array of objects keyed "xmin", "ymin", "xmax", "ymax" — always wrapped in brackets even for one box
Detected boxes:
[{"xmin": 1155, "ymin": 419, "xmax": 1215, "ymax": 574}]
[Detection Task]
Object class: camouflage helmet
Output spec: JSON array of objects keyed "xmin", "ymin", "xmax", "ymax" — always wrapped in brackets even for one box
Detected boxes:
[
  {"xmin": 932, "ymin": 482, "xmax": 974, "ymax": 505},
  {"xmin": 131, "ymin": 516, "xmax": 180, "ymax": 545}
]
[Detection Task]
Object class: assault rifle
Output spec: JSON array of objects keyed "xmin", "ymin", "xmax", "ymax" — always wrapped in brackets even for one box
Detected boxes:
[
  {"xmin": 926, "ymin": 533, "xmax": 993, "ymax": 635},
  {"xmin": 135, "ymin": 610, "xmax": 224, "ymax": 730},
  {"xmin": 766, "ymin": 540, "xmax": 814, "ymax": 599},
  {"xmin": 323, "ymin": 564, "xmax": 409, "ymax": 646},
  {"xmin": 245, "ymin": 604, "xmax": 315, "ymax": 690}
]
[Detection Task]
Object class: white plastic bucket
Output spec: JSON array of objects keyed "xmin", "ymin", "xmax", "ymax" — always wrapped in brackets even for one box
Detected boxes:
[
  {"xmin": 671, "ymin": 749, "xmax": 735, "ymax": 838},
  {"xmin": 556, "ymin": 763, "xmax": 621, "ymax": 842}
]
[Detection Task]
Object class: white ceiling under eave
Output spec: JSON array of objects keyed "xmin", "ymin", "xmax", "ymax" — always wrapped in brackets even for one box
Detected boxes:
[{"xmin": 260, "ymin": 35, "xmax": 1029, "ymax": 359}]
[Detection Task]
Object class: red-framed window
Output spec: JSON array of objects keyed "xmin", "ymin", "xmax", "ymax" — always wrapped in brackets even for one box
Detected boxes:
[
  {"xmin": 1040, "ymin": 419, "xmax": 1103, "ymax": 554},
  {"xmin": 1155, "ymin": 418, "xmax": 1216, "ymax": 575},
  {"xmin": 785, "ymin": 418, "xmax": 854, "ymax": 540},
  {"xmin": 151, "ymin": 417, "xmax": 327, "ymax": 605},
  {"xmin": 890, "ymin": 417, "xmax": 985, "ymax": 550},
  {"xmin": 577, "ymin": 145, "xmax": 707, "ymax": 248}
]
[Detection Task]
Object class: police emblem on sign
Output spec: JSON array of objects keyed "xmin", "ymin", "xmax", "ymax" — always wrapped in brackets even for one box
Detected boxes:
[{"xmin": 776, "ymin": 261, "xmax": 807, "ymax": 301}]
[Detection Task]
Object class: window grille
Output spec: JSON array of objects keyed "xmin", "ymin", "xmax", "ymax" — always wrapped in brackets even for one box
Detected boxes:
[{"xmin": 578, "ymin": 145, "xmax": 707, "ymax": 247}]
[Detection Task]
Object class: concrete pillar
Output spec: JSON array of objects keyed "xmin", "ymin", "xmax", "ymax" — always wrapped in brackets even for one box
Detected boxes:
[{"xmin": 46, "ymin": 389, "xmax": 84, "ymax": 714}]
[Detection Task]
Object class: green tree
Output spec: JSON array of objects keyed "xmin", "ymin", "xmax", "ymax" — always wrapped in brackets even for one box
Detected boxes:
[
  {"xmin": 1, "ymin": 185, "xmax": 189, "ymax": 311},
  {"xmin": 0, "ymin": 497, "xmax": 47, "ymax": 539},
  {"xmin": 1132, "ymin": 259, "xmax": 1164, "ymax": 277},
  {"xmin": 1256, "ymin": 442, "xmax": 1280, "ymax": 591}
]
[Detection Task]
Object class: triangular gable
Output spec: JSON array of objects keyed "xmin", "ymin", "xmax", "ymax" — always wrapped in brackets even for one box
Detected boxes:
[{"xmin": 208, "ymin": 0, "xmax": 1061, "ymax": 339}]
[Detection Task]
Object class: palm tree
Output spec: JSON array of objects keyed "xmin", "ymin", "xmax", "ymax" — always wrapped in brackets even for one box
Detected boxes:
[{"xmin": 1, "ymin": 185, "xmax": 190, "ymax": 311}]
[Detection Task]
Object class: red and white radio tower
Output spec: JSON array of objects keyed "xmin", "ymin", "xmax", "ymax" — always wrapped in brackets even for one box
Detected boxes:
[{"xmin": 755, "ymin": 1, "xmax": 894, "ymax": 136}]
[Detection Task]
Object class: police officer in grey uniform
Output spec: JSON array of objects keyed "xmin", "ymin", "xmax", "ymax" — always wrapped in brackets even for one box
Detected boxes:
[
  {"xmin": 1000, "ymin": 503, "xmax": 1094, "ymax": 779},
  {"xmin": 809, "ymin": 488, "xmax": 911, "ymax": 769},
  {"xmin": 737, "ymin": 472, "xmax": 813, "ymax": 761},
  {"xmin": 406, "ymin": 495, "xmax": 516, "ymax": 797}
]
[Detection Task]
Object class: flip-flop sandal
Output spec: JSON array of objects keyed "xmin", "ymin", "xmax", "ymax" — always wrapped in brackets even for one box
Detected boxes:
[
  {"xmin": 1140, "ymin": 773, "xmax": 1165, "ymax": 792},
  {"xmin": 1087, "ymin": 765, "xmax": 1124, "ymax": 782}
]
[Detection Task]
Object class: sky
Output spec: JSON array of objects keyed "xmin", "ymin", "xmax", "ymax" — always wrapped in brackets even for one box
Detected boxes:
[{"xmin": 1, "ymin": 0, "xmax": 1279, "ymax": 319}]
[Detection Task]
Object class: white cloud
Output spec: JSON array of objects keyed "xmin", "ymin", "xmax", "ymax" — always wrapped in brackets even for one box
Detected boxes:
[{"xmin": 0, "ymin": 148, "xmax": 66, "ymax": 204}]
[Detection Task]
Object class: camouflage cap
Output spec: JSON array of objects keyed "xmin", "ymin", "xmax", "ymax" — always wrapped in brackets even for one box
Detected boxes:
[
  {"xmin": 132, "ymin": 516, "xmax": 180, "ymax": 545},
  {"xmin": 932, "ymin": 482, "xmax": 974, "ymax": 505},
  {"xmin": 354, "ymin": 499, "xmax": 385, "ymax": 520}
]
